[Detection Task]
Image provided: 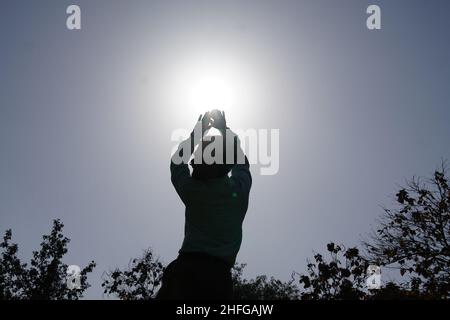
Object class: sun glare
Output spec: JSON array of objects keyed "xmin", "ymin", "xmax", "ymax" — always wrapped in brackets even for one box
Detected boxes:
[
  {"xmin": 164, "ymin": 52, "xmax": 258, "ymax": 124},
  {"xmin": 188, "ymin": 74, "xmax": 234, "ymax": 115}
]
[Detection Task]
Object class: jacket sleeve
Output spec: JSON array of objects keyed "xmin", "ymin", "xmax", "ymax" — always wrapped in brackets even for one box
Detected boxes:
[
  {"xmin": 229, "ymin": 133, "xmax": 252, "ymax": 194},
  {"xmin": 231, "ymin": 156, "xmax": 252, "ymax": 194},
  {"xmin": 170, "ymin": 136, "xmax": 196, "ymax": 205}
]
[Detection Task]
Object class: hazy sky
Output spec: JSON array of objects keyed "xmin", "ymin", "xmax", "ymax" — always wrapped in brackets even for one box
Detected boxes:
[{"xmin": 1, "ymin": 0, "xmax": 450, "ymax": 298}]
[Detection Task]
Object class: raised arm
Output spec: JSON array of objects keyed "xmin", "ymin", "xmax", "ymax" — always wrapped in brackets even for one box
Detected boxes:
[
  {"xmin": 210, "ymin": 110, "xmax": 252, "ymax": 194},
  {"xmin": 170, "ymin": 113, "xmax": 211, "ymax": 201},
  {"xmin": 228, "ymin": 130, "xmax": 252, "ymax": 194}
]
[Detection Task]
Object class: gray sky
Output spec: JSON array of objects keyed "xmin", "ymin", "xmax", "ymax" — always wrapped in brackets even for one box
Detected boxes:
[{"xmin": 1, "ymin": 0, "xmax": 449, "ymax": 298}]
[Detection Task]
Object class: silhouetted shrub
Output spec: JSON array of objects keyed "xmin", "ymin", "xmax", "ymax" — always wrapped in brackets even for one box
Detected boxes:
[
  {"xmin": 232, "ymin": 263, "xmax": 300, "ymax": 300},
  {"xmin": 366, "ymin": 163, "xmax": 450, "ymax": 298},
  {"xmin": 101, "ymin": 249, "xmax": 165, "ymax": 300},
  {"xmin": 0, "ymin": 219, "xmax": 95, "ymax": 300}
]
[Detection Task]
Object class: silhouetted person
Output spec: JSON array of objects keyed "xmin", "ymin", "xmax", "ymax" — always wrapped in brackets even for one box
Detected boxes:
[{"xmin": 157, "ymin": 110, "xmax": 251, "ymax": 300}]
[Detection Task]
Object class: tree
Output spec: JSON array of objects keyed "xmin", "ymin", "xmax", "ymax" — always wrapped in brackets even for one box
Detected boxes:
[
  {"xmin": 0, "ymin": 219, "xmax": 95, "ymax": 300},
  {"xmin": 231, "ymin": 263, "xmax": 300, "ymax": 300},
  {"xmin": 101, "ymin": 248, "xmax": 300, "ymax": 300},
  {"xmin": 365, "ymin": 164, "xmax": 450, "ymax": 298},
  {"xmin": 0, "ymin": 230, "xmax": 27, "ymax": 299},
  {"xmin": 297, "ymin": 243, "xmax": 368, "ymax": 300},
  {"xmin": 101, "ymin": 249, "xmax": 165, "ymax": 300},
  {"xmin": 297, "ymin": 242, "xmax": 426, "ymax": 300}
]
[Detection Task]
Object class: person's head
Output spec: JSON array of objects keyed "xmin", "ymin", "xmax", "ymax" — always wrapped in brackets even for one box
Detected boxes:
[{"xmin": 190, "ymin": 135, "xmax": 234, "ymax": 180}]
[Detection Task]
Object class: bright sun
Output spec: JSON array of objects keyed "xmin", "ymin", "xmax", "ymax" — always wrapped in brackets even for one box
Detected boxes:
[
  {"xmin": 188, "ymin": 74, "xmax": 234, "ymax": 115},
  {"xmin": 165, "ymin": 52, "xmax": 257, "ymax": 122}
]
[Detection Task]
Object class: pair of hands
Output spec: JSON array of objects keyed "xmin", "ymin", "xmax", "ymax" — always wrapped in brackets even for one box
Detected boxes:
[
  {"xmin": 189, "ymin": 109, "xmax": 241, "ymax": 155},
  {"xmin": 195, "ymin": 109, "xmax": 227, "ymax": 135}
]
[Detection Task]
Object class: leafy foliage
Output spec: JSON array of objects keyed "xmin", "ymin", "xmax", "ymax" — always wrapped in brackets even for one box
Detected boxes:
[
  {"xmin": 232, "ymin": 263, "xmax": 300, "ymax": 300},
  {"xmin": 101, "ymin": 249, "xmax": 165, "ymax": 300},
  {"xmin": 101, "ymin": 252, "xmax": 300, "ymax": 300},
  {"xmin": 0, "ymin": 219, "xmax": 95, "ymax": 300},
  {"xmin": 297, "ymin": 243, "xmax": 368, "ymax": 299},
  {"xmin": 0, "ymin": 230, "xmax": 28, "ymax": 299},
  {"xmin": 365, "ymin": 164, "xmax": 450, "ymax": 298}
]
